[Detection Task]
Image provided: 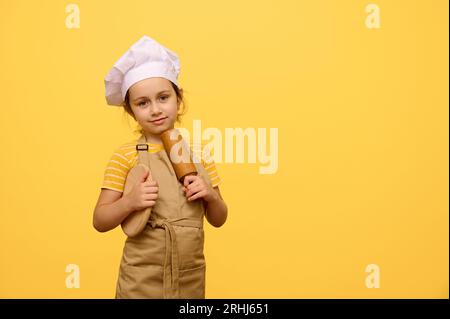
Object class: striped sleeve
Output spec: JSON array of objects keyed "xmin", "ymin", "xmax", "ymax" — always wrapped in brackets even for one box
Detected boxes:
[
  {"xmin": 202, "ymin": 158, "xmax": 221, "ymax": 188},
  {"xmin": 191, "ymin": 142, "xmax": 222, "ymax": 188},
  {"xmin": 101, "ymin": 144, "xmax": 133, "ymax": 193}
]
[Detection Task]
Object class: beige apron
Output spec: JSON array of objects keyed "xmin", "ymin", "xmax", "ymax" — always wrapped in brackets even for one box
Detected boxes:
[{"xmin": 115, "ymin": 134, "xmax": 213, "ymax": 299}]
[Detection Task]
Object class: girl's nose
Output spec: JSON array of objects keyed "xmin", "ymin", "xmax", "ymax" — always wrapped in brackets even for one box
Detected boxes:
[{"xmin": 149, "ymin": 103, "xmax": 162, "ymax": 114}]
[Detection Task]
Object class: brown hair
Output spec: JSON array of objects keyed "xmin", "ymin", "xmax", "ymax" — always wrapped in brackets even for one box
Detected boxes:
[{"xmin": 122, "ymin": 81, "xmax": 188, "ymax": 136}]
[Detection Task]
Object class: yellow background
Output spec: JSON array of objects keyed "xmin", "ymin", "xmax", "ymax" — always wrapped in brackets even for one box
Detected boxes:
[{"xmin": 0, "ymin": 0, "xmax": 448, "ymax": 298}]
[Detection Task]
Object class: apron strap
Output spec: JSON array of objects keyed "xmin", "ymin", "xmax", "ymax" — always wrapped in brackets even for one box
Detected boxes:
[{"xmin": 136, "ymin": 134, "xmax": 151, "ymax": 169}]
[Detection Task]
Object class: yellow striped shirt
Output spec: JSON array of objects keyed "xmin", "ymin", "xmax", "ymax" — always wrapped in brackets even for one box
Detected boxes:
[{"xmin": 101, "ymin": 141, "xmax": 221, "ymax": 193}]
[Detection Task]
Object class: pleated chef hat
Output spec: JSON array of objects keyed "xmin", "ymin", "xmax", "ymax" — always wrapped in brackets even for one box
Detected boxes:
[{"xmin": 104, "ymin": 35, "xmax": 181, "ymax": 106}]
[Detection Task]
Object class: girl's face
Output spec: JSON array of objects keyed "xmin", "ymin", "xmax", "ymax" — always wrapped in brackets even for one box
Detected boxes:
[{"xmin": 128, "ymin": 77, "xmax": 179, "ymax": 142}]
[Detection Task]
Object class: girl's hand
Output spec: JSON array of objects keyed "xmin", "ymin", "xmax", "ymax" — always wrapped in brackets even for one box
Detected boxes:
[
  {"xmin": 125, "ymin": 169, "xmax": 159, "ymax": 212},
  {"xmin": 182, "ymin": 175, "xmax": 217, "ymax": 203}
]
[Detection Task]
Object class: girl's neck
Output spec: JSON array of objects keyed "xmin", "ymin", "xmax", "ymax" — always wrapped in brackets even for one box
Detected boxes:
[{"xmin": 143, "ymin": 132, "xmax": 163, "ymax": 145}]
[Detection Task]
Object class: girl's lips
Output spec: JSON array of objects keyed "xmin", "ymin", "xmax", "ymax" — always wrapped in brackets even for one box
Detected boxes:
[{"xmin": 150, "ymin": 117, "xmax": 168, "ymax": 125}]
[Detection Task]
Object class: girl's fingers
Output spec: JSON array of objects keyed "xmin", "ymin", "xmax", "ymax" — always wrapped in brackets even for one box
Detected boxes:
[
  {"xmin": 183, "ymin": 175, "xmax": 198, "ymax": 186},
  {"xmin": 144, "ymin": 193, "xmax": 158, "ymax": 200},
  {"xmin": 185, "ymin": 180, "xmax": 200, "ymax": 191},
  {"xmin": 143, "ymin": 186, "xmax": 159, "ymax": 193},
  {"xmin": 188, "ymin": 190, "xmax": 206, "ymax": 201},
  {"xmin": 186, "ymin": 184, "xmax": 203, "ymax": 198},
  {"xmin": 188, "ymin": 181, "xmax": 201, "ymax": 190}
]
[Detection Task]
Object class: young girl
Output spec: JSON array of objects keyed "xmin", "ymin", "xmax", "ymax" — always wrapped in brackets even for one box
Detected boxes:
[{"xmin": 93, "ymin": 35, "xmax": 228, "ymax": 299}]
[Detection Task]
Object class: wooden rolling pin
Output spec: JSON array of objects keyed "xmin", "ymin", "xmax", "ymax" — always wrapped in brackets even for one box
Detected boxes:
[{"xmin": 160, "ymin": 128, "xmax": 198, "ymax": 184}]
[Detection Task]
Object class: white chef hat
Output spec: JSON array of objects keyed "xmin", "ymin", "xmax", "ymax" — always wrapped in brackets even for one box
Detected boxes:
[{"xmin": 104, "ymin": 35, "xmax": 181, "ymax": 106}]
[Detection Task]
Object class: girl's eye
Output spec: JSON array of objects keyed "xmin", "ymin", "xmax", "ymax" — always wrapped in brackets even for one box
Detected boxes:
[{"xmin": 137, "ymin": 95, "xmax": 168, "ymax": 107}]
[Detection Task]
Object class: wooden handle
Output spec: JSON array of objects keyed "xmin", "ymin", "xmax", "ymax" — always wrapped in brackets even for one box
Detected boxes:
[{"xmin": 120, "ymin": 163, "xmax": 153, "ymax": 237}]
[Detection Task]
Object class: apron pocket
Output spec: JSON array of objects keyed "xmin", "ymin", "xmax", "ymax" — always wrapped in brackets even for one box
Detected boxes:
[
  {"xmin": 174, "ymin": 226, "xmax": 205, "ymax": 269},
  {"xmin": 179, "ymin": 263, "xmax": 206, "ymax": 299},
  {"xmin": 117, "ymin": 263, "xmax": 164, "ymax": 299}
]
